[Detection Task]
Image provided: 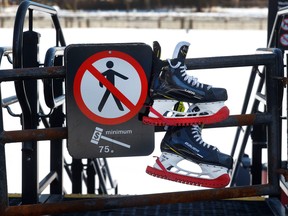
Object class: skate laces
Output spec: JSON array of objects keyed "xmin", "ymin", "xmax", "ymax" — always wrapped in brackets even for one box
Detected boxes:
[
  {"xmin": 167, "ymin": 59, "xmax": 211, "ymax": 90},
  {"xmin": 191, "ymin": 125, "xmax": 217, "ymax": 150}
]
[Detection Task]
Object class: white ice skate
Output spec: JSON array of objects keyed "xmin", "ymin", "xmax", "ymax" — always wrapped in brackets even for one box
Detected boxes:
[
  {"xmin": 146, "ymin": 125, "xmax": 233, "ymax": 188},
  {"xmin": 146, "ymin": 152, "xmax": 231, "ymax": 188}
]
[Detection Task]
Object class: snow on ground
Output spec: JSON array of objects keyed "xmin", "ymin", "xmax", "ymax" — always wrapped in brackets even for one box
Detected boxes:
[
  {"xmin": 55, "ymin": 7, "xmax": 268, "ymax": 19},
  {"xmin": 1, "ymin": 6, "xmax": 268, "ymax": 17}
]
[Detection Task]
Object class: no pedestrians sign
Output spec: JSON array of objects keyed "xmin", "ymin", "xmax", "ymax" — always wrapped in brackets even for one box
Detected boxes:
[
  {"xmin": 73, "ymin": 50, "xmax": 148, "ymax": 125},
  {"xmin": 65, "ymin": 43, "xmax": 154, "ymax": 158}
]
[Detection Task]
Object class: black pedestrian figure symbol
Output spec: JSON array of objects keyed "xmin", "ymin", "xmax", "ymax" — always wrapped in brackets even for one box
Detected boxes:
[{"xmin": 98, "ymin": 61, "xmax": 128, "ymax": 112}]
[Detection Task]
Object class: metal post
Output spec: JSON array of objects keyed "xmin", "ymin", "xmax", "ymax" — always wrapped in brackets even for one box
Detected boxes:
[
  {"xmin": 251, "ymin": 124, "xmax": 267, "ymax": 184},
  {"xmin": 72, "ymin": 159, "xmax": 83, "ymax": 193},
  {"xmin": 87, "ymin": 159, "xmax": 96, "ymax": 194},
  {"xmin": 50, "ymin": 56, "xmax": 64, "ymax": 195},
  {"xmin": 267, "ymin": 0, "xmax": 279, "ymax": 44},
  {"xmin": 0, "ymin": 85, "xmax": 8, "ymax": 215},
  {"xmin": 265, "ymin": 49, "xmax": 283, "ymax": 195},
  {"xmin": 21, "ymin": 30, "xmax": 40, "ymax": 204}
]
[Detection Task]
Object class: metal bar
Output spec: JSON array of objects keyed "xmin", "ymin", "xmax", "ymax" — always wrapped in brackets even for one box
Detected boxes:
[
  {"xmin": 3, "ymin": 184, "xmax": 278, "ymax": 216},
  {"xmin": 265, "ymin": 48, "xmax": 283, "ymax": 195},
  {"xmin": 20, "ymin": 30, "xmax": 41, "ymax": 204},
  {"xmin": 208, "ymin": 113, "xmax": 272, "ymax": 128},
  {"xmin": 64, "ymin": 159, "xmax": 72, "ymax": 182},
  {"xmin": 230, "ymin": 125, "xmax": 253, "ymax": 186},
  {"xmin": 156, "ymin": 113, "xmax": 272, "ymax": 132},
  {"xmin": 39, "ymin": 171, "xmax": 58, "ymax": 194},
  {"xmin": 0, "ymin": 127, "xmax": 67, "ymax": 144},
  {"xmin": 49, "ymin": 54, "xmax": 65, "ymax": 195},
  {"xmin": 0, "ymin": 113, "xmax": 271, "ymax": 144},
  {"xmin": 0, "ymin": 47, "xmax": 12, "ymax": 67},
  {"xmin": 267, "ymin": 0, "xmax": 279, "ymax": 44},
  {"xmin": 72, "ymin": 159, "xmax": 83, "ymax": 194},
  {"xmin": 252, "ymin": 140, "xmax": 266, "ymax": 185},
  {"xmin": 286, "ymin": 51, "xmax": 288, "ymax": 201},
  {"xmin": 0, "ymin": 141, "xmax": 7, "ymax": 215},
  {"xmin": 103, "ymin": 158, "xmax": 118, "ymax": 193},
  {"xmin": 22, "ymin": 1, "xmax": 57, "ymax": 15},
  {"xmin": 0, "ymin": 66, "xmax": 65, "ymax": 81},
  {"xmin": 51, "ymin": 14, "xmax": 66, "ymax": 47},
  {"xmin": 230, "ymin": 67, "xmax": 266, "ymax": 185},
  {"xmin": 231, "ymin": 66, "xmax": 258, "ymax": 157},
  {"xmin": 185, "ymin": 53, "xmax": 276, "ymax": 70},
  {"xmin": 50, "ymin": 134, "xmax": 64, "ymax": 194},
  {"xmin": 28, "ymin": 9, "xmax": 33, "ymax": 32},
  {"xmin": 0, "ymin": 53, "xmax": 279, "ymax": 82},
  {"xmin": 93, "ymin": 159, "xmax": 108, "ymax": 194},
  {"xmin": 2, "ymin": 96, "xmax": 18, "ymax": 107},
  {"xmin": 43, "ymin": 47, "xmax": 65, "ymax": 109},
  {"xmin": 0, "ymin": 87, "xmax": 8, "ymax": 215},
  {"xmin": 255, "ymin": 92, "xmax": 267, "ymax": 105},
  {"xmin": 13, "ymin": 0, "xmax": 58, "ymax": 69},
  {"xmin": 87, "ymin": 159, "xmax": 96, "ymax": 194}
]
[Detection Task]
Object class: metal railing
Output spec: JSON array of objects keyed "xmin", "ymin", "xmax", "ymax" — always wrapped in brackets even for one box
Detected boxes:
[
  {"xmin": 0, "ymin": 48, "xmax": 284, "ymax": 215},
  {"xmin": 230, "ymin": 6, "xmax": 288, "ymax": 186}
]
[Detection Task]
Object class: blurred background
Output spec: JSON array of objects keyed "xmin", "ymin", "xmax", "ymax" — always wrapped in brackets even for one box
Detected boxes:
[
  {"xmin": 0, "ymin": 0, "xmax": 270, "ymax": 11},
  {"xmin": 0, "ymin": 0, "xmax": 273, "ymax": 29}
]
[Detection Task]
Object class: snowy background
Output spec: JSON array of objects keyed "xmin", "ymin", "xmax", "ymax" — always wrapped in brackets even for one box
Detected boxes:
[{"xmin": 0, "ymin": 8, "xmax": 285, "ymax": 195}]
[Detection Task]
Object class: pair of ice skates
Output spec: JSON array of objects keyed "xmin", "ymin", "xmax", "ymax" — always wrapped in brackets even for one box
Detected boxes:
[{"xmin": 143, "ymin": 41, "xmax": 233, "ymax": 188}]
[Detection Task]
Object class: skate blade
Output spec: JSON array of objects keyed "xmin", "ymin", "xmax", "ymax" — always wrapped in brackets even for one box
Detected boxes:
[
  {"xmin": 146, "ymin": 165, "xmax": 230, "ymax": 188},
  {"xmin": 142, "ymin": 106, "xmax": 229, "ymax": 126}
]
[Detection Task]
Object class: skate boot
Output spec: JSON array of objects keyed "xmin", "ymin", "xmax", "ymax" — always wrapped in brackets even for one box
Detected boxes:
[
  {"xmin": 146, "ymin": 125, "xmax": 233, "ymax": 188},
  {"xmin": 143, "ymin": 41, "xmax": 229, "ymax": 126}
]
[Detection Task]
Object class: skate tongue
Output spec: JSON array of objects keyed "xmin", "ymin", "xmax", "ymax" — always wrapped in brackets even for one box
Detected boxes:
[
  {"xmin": 153, "ymin": 41, "xmax": 161, "ymax": 59},
  {"xmin": 167, "ymin": 58, "xmax": 182, "ymax": 69},
  {"xmin": 172, "ymin": 41, "xmax": 190, "ymax": 59}
]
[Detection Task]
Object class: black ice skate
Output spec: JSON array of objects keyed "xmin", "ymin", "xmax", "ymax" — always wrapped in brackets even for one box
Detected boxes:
[
  {"xmin": 146, "ymin": 125, "xmax": 233, "ymax": 188},
  {"xmin": 143, "ymin": 41, "xmax": 229, "ymax": 126}
]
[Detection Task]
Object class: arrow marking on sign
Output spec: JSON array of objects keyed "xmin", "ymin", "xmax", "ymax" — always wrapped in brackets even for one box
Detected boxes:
[{"xmin": 91, "ymin": 127, "xmax": 131, "ymax": 149}]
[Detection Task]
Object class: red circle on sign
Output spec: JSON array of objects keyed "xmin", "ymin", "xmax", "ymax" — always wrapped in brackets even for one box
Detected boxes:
[
  {"xmin": 74, "ymin": 50, "xmax": 148, "ymax": 125},
  {"xmin": 280, "ymin": 34, "xmax": 288, "ymax": 46},
  {"xmin": 281, "ymin": 18, "xmax": 288, "ymax": 31}
]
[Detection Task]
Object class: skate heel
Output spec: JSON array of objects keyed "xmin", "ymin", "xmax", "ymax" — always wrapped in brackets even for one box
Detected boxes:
[
  {"xmin": 142, "ymin": 101, "xmax": 230, "ymax": 126},
  {"xmin": 146, "ymin": 152, "xmax": 231, "ymax": 188},
  {"xmin": 189, "ymin": 101, "xmax": 227, "ymax": 115},
  {"xmin": 148, "ymin": 100, "xmax": 179, "ymax": 118}
]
